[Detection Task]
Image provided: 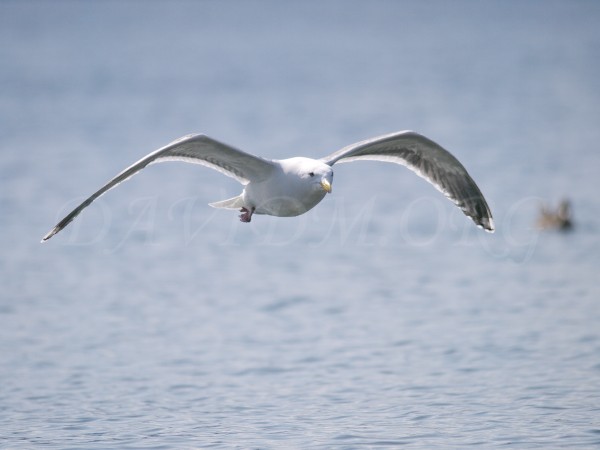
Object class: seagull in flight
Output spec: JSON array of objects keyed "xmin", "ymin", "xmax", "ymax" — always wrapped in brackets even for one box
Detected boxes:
[{"xmin": 42, "ymin": 131, "xmax": 494, "ymax": 242}]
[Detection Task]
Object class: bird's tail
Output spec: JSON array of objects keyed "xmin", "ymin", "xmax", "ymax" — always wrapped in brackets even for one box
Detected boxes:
[{"xmin": 208, "ymin": 194, "xmax": 245, "ymax": 210}]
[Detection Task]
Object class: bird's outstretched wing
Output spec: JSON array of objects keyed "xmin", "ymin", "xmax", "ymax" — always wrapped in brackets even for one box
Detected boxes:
[
  {"xmin": 41, "ymin": 134, "xmax": 275, "ymax": 242},
  {"xmin": 320, "ymin": 130, "xmax": 494, "ymax": 232}
]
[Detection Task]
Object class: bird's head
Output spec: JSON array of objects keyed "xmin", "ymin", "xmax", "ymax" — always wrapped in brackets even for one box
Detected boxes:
[
  {"xmin": 279, "ymin": 157, "xmax": 334, "ymax": 196},
  {"xmin": 303, "ymin": 160, "xmax": 333, "ymax": 194}
]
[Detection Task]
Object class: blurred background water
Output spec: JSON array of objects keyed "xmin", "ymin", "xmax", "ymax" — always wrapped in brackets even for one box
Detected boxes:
[{"xmin": 1, "ymin": 1, "xmax": 599, "ymax": 448}]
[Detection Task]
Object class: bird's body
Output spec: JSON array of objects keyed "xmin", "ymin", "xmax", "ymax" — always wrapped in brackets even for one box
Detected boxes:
[
  {"xmin": 42, "ymin": 131, "xmax": 494, "ymax": 242},
  {"xmin": 233, "ymin": 157, "xmax": 333, "ymax": 218}
]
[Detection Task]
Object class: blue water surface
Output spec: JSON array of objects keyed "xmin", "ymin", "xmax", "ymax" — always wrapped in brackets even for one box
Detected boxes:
[{"xmin": 1, "ymin": 1, "xmax": 599, "ymax": 448}]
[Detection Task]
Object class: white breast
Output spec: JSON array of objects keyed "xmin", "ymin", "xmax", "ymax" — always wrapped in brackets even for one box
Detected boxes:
[{"xmin": 244, "ymin": 161, "xmax": 327, "ymax": 217}]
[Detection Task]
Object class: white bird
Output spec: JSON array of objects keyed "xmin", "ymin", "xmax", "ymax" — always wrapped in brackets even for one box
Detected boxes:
[{"xmin": 41, "ymin": 131, "xmax": 494, "ymax": 242}]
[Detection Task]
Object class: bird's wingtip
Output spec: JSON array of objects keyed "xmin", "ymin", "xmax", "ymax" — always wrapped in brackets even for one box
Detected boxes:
[
  {"xmin": 40, "ymin": 227, "xmax": 58, "ymax": 243},
  {"xmin": 482, "ymin": 217, "xmax": 495, "ymax": 233}
]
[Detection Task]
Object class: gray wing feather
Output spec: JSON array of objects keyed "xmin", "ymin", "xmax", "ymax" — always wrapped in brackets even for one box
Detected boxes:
[
  {"xmin": 42, "ymin": 134, "xmax": 275, "ymax": 241},
  {"xmin": 321, "ymin": 130, "xmax": 494, "ymax": 232}
]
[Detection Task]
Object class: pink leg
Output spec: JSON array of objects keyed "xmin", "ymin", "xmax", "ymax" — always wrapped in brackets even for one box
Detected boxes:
[{"xmin": 239, "ymin": 207, "xmax": 255, "ymax": 223}]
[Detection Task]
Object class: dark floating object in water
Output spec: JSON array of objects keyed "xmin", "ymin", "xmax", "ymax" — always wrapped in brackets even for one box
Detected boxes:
[{"xmin": 537, "ymin": 199, "xmax": 573, "ymax": 231}]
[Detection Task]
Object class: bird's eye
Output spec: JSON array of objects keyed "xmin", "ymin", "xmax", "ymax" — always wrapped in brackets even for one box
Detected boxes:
[{"xmin": 309, "ymin": 172, "xmax": 315, "ymax": 177}]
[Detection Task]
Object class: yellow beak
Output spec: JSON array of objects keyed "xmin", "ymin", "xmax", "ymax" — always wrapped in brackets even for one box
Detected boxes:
[{"xmin": 321, "ymin": 179, "xmax": 332, "ymax": 193}]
